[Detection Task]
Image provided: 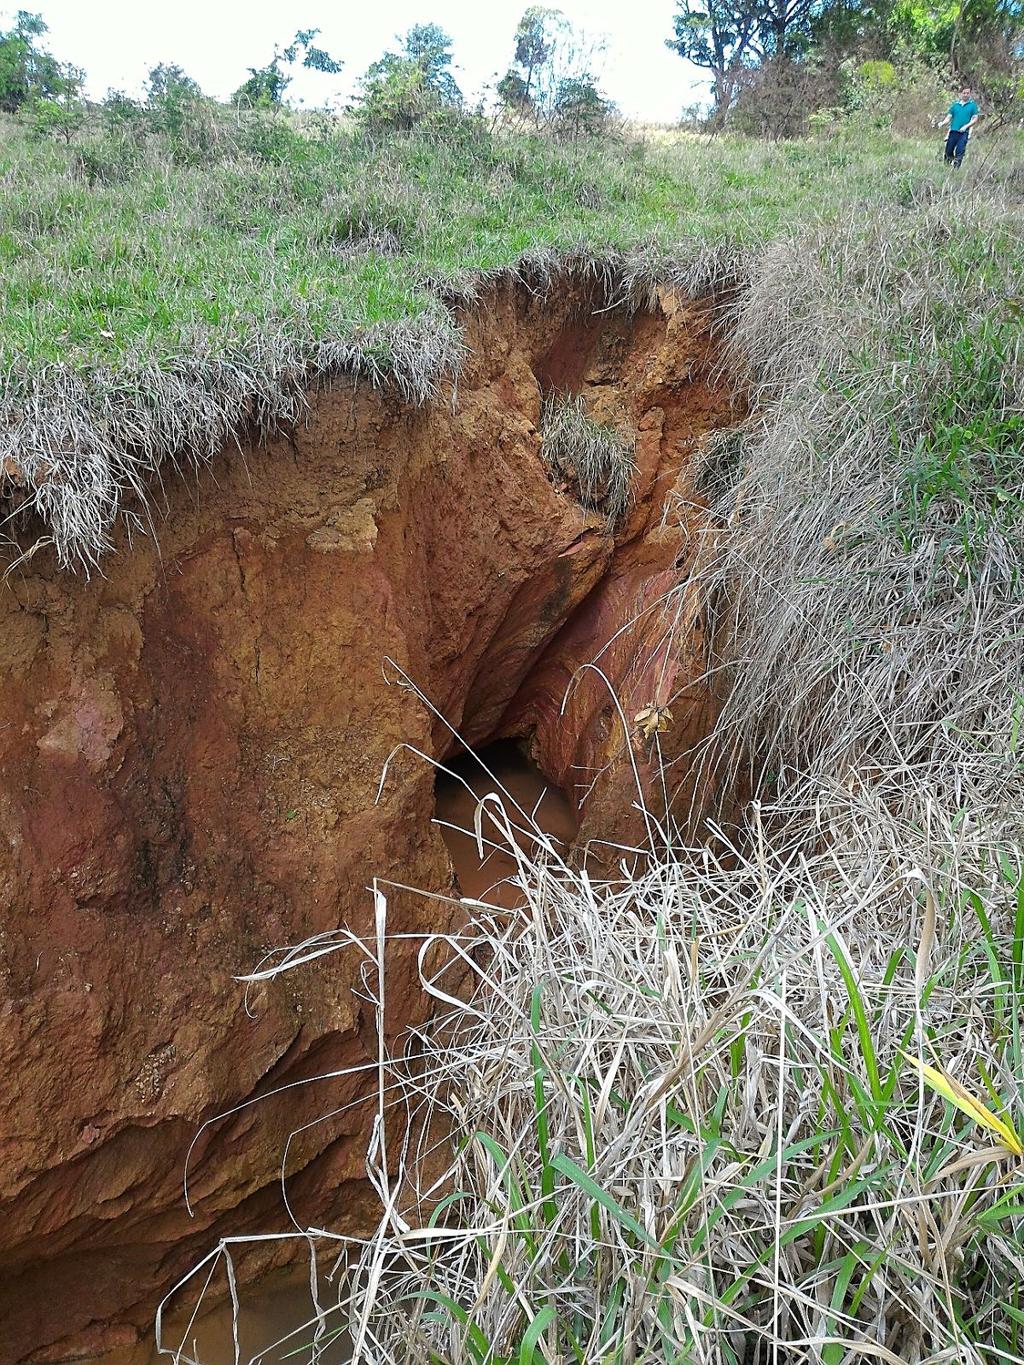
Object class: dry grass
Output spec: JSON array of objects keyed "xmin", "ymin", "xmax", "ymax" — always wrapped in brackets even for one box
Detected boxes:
[
  {"xmin": 540, "ymin": 392, "xmax": 637, "ymax": 528},
  {"xmin": 2, "ymin": 312, "xmax": 464, "ymax": 571},
  {"xmin": 159, "ymin": 785, "xmax": 1024, "ymax": 1364},
  {"xmin": 689, "ymin": 188, "xmax": 1024, "ymax": 829},
  {"xmin": 342, "ymin": 796, "xmax": 1022, "ymax": 1365}
]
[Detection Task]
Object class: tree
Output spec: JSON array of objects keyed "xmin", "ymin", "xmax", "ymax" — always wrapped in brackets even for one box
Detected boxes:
[
  {"xmin": 757, "ymin": 0, "xmax": 825, "ymax": 57},
  {"xmin": 101, "ymin": 89, "xmax": 149, "ymax": 138},
  {"xmin": 496, "ymin": 67, "xmax": 533, "ymax": 113},
  {"xmin": 27, "ymin": 61, "xmax": 85, "ymax": 143},
  {"xmin": 355, "ymin": 24, "xmax": 462, "ymax": 130},
  {"xmin": 931, "ymin": 0, "xmax": 1023, "ymax": 120},
  {"xmin": 668, "ymin": 0, "xmax": 836, "ymax": 125},
  {"xmin": 890, "ymin": 0, "xmax": 1024, "ymax": 82},
  {"xmin": 232, "ymin": 63, "xmax": 289, "ymax": 109},
  {"xmin": 666, "ymin": 0, "xmax": 761, "ymax": 124},
  {"xmin": 356, "ymin": 55, "xmax": 432, "ymax": 129},
  {"xmin": 0, "ymin": 10, "xmax": 64, "ymax": 113},
  {"xmin": 499, "ymin": 6, "xmax": 567, "ymax": 115},
  {"xmin": 815, "ymin": 0, "xmax": 1023, "ymax": 123},
  {"xmin": 401, "ymin": 22, "xmax": 462, "ymax": 102},
  {"xmin": 144, "ymin": 63, "xmax": 201, "ymax": 105},
  {"xmin": 808, "ymin": 0, "xmax": 895, "ymax": 62},
  {"xmin": 497, "ymin": 8, "xmax": 609, "ymax": 123},
  {"xmin": 232, "ymin": 28, "xmax": 341, "ymax": 109}
]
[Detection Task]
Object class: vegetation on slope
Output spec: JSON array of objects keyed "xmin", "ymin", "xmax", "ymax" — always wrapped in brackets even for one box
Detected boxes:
[
  {"xmin": 0, "ymin": 114, "xmax": 1006, "ymax": 567},
  {"xmin": 540, "ymin": 392, "xmax": 636, "ymax": 527},
  {"xmin": 709, "ymin": 191, "xmax": 1024, "ymax": 807}
]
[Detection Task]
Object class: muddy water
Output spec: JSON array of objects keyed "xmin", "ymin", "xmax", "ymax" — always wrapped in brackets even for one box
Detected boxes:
[
  {"xmin": 433, "ymin": 740, "xmax": 578, "ymax": 906},
  {"xmin": 93, "ymin": 744, "xmax": 573, "ymax": 1365},
  {"xmin": 97, "ymin": 1265, "xmax": 348, "ymax": 1365}
]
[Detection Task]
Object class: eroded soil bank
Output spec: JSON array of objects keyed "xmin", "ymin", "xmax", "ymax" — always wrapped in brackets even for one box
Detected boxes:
[{"xmin": 0, "ymin": 278, "xmax": 734, "ymax": 1362}]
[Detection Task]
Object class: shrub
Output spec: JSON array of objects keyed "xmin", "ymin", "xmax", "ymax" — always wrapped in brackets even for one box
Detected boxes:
[
  {"xmin": 730, "ymin": 57, "xmax": 838, "ymax": 138},
  {"xmin": 355, "ymin": 55, "xmax": 442, "ymax": 132},
  {"xmin": 236, "ymin": 114, "xmax": 307, "ymax": 165},
  {"xmin": 840, "ymin": 54, "xmax": 951, "ymax": 136},
  {"xmin": 101, "ymin": 89, "xmax": 150, "ymax": 142},
  {"xmin": 416, "ymin": 105, "xmax": 491, "ymax": 151},
  {"xmin": 551, "ymin": 74, "xmax": 616, "ymax": 141},
  {"xmin": 231, "ymin": 65, "xmax": 289, "ymax": 111},
  {"xmin": 144, "ymin": 61, "xmax": 225, "ymax": 165},
  {"xmin": 678, "ymin": 100, "xmax": 711, "ymax": 129},
  {"xmin": 74, "ymin": 133, "xmax": 144, "ymax": 185},
  {"xmin": 858, "ymin": 57, "xmax": 897, "ymax": 87},
  {"xmin": 496, "ymin": 67, "xmax": 533, "ymax": 119}
]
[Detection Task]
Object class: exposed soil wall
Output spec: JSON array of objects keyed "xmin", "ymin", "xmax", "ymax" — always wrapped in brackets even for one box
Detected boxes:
[{"xmin": 0, "ymin": 280, "xmax": 734, "ymax": 1362}]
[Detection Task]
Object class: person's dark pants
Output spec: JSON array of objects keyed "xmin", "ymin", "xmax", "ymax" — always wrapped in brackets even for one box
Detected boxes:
[{"xmin": 945, "ymin": 128, "xmax": 969, "ymax": 167}]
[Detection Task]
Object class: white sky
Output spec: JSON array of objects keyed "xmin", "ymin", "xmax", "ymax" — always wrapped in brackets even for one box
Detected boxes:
[{"xmin": 11, "ymin": 1, "xmax": 706, "ymax": 123}]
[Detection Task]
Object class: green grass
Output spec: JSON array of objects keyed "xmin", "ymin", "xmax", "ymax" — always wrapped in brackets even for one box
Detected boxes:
[
  {"xmin": 3, "ymin": 112, "xmax": 1016, "ymax": 566},
  {"xmin": 540, "ymin": 392, "xmax": 636, "ymax": 527},
  {"xmin": 0, "ymin": 120, "xmax": 955, "ymax": 376}
]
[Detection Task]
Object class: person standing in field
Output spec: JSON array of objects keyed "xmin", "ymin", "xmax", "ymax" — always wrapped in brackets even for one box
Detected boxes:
[{"xmin": 937, "ymin": 86, "xmax": 980, "ymax": 167}]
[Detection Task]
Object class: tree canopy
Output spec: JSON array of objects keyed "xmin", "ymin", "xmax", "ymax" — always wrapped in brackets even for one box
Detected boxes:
[
  {"xmin": 355, "ymin": 24, "xmax": 462, "ymax": 130},
  {"xmin": 669, "ymin": 0, "xmax": 1024, "ymax": 125},
  {"xmin": 0, "ymin": 10, "xmax": 65, "ymax": 112},
  {"xmin": 666, "ymin": 0, "xmax": 760, "ymax": 123},
  {"xmin": 232, "ymin": 29, "xmax": 341, "ymax": 109},
  {"xmin": 497, "ymin": 7, "xmax": 612, "ymax": 128}
]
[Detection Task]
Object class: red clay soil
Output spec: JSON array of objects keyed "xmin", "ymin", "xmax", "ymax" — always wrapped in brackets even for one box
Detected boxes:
[{"xmin": 0, "ymin": 279, "xmax": 735, "ymax": 1362}]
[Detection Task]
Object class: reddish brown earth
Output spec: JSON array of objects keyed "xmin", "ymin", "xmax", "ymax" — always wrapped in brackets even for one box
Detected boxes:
[{"xmin": 0, "ymin": 280, "xmax": 734, "ymax": 1362}]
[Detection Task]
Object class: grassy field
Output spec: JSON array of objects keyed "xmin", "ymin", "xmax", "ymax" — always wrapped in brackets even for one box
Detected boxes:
[
  {"xmin": 2, "ymin": 113, "xmax": 1017, "ymax": 566},
  {"xmin": 0, "ymin": 120, "xmax": 954, "ymax": 375}
]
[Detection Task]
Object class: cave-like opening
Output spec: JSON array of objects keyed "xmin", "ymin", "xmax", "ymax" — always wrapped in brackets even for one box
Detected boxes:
[{"xmin": 433, "ymin": 739, "xmax": 577, "ymax": 906}]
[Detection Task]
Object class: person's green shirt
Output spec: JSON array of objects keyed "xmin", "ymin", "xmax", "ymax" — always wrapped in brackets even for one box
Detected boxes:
[{"xmin": 949, "ymin": 99, "xmax": 979, "ymax": 132}]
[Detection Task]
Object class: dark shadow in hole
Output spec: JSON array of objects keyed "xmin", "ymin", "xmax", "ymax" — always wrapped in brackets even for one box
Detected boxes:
[{"xmin": 433, "ymin": 739, "xmax": 577, "ymax": 906}]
